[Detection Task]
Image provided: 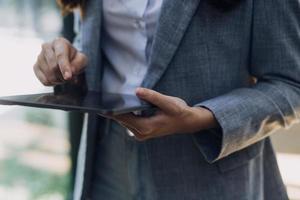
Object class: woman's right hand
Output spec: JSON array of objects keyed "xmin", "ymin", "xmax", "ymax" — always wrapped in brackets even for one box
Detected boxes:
[{"xmin": 33, "ymin": 37, "xmax": 87, "ymax": 86}]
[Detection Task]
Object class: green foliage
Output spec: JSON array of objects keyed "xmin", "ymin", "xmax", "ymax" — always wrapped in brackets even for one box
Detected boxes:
[
  {"xmin": 24, "ymin": 110, "xmax": 55, "ymax": 127},
  {"xmin": 0, "ymin": 153, "xmax": 70, "ymax": 200},
  {"xmin": 0, "ymin": 158, "xmax": 70, "ymax": 199}
]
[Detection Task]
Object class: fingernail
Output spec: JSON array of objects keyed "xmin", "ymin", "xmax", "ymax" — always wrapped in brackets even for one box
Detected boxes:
[
  {"xmin": 64, "ymin": 71, "xmax": 71, "ymax": 80},
  {"xmin": 136, "ymin": 88, "xmax": 145, "ymax": 96}
]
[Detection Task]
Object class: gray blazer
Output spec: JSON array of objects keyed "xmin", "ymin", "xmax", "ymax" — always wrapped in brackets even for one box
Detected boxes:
[{"xmin": 75, "ymin": 0, "xmax": 300, "ymax": 199}]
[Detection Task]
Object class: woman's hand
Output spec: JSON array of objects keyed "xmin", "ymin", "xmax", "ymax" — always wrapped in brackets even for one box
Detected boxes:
[
  {"xmin": 33, "ymin": 37, "xmax": 87, "ymax": 86},
  {"xmin": 113, "ymin": 88, "xmax": 219, "ymax": 141}
]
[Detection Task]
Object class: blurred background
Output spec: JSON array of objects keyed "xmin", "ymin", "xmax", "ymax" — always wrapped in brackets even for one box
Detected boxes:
[
  {"xmin": 0, "ymin": 1, "xmax": 75, "ymax": 200},
  {"xmin": 0, "ymin": 0, "xmax": 299, "ymax": 200}
]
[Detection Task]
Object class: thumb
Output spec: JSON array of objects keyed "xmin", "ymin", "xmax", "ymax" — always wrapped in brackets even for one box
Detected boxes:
[
  {"xmin": 70, "ymin": 51, "xmax": 88, "ymax": 75},
  {"xmin": 136, "ymin": 88, "xmax": 177, "ymax": 114}
]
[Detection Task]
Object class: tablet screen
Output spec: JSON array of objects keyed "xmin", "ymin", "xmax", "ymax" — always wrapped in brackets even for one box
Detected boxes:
[{"xmin": 0, "ymin": 91, "xmax": 152, "ymax": 115}]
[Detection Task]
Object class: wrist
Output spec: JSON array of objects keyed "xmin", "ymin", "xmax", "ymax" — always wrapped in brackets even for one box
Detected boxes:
[{"xmin": 187, "ymin": 106, "xmax": 218, "ymax": 132}]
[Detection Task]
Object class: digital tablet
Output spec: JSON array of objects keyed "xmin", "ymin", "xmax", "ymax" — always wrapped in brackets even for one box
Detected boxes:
[{"xmin": 0, "ymin": 91, "xmax": 153, "ymax": 115}]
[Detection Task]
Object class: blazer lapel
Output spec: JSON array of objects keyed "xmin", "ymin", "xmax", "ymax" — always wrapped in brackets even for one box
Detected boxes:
[
  {"xmin": 141, "ymin": 0, "xmax": 202, "ymax": 89},
  {"xmin": 81, "ymin": 0, "xmax": 103, "ymax": 92}
]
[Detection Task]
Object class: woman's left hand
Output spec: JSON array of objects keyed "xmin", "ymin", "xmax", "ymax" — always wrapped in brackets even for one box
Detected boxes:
[{"xmin": 112, "ymin": 88, "xmax": 218, "ymax": 141}]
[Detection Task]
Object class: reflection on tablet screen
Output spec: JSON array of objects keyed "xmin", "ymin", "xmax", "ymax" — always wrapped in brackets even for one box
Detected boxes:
[{"xmin": 0, "ymin": 91, "xmax": 152, "ymax": 115}]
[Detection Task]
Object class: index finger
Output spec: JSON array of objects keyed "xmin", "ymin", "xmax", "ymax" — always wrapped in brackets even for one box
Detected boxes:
[{"xmin": 53, "ymin": 39, "xmax": 72, "ymax": 80}]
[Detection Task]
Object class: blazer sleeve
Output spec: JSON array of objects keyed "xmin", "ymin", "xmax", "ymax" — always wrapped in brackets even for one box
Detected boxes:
[{"xmin": 193, "ymin": 0, "xmax": 300, "ymax": 163}]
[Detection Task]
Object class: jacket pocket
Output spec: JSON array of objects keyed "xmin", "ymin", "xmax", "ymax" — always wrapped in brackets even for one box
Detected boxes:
[{"xmin": 217, "ymin": 141, "xmax": 264, "ymax": 173}]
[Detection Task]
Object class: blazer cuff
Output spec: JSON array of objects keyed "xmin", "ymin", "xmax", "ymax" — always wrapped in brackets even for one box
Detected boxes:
[
  {"xmin": 192, "ymin": 101, "xmax": 225, "ymax": 163},
  {"xmin": 193, "ymin": 92, "xmax": 256, "ymax": 163},
  {"xmin": 192, "ymin": 83, "xmax": 297, "ymax": 163}
]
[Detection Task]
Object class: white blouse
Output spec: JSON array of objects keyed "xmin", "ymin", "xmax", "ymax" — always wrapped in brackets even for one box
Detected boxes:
[{"xmin": 101, "ymin": 0, "xmax": 163, "ymax": 94}]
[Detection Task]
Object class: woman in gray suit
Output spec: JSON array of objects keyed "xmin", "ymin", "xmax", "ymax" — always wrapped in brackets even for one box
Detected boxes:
[{"xmin": 33, "ymin": 0, "xmax": 300, "ymax": 199}]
